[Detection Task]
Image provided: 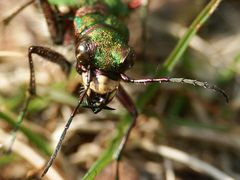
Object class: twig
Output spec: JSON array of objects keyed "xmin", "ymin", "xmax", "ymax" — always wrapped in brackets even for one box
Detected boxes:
[
  {"xmin": 0, "ymin": 51, "xmax": 24, "ymax": 57},
  {"xmin": 2, "ymin": 0, "xmax": 36, "ymax": 25},
  {"xmin": 170, "ymin": 126, "xmax": 240, "ymax": 151},
  {"xmin": 147, "ymin": 17, "xmax": 226, "ymax": 67},
  {"xmin": 163, "ymin": 158, "xmax": 175, "ymax": 180},
  {"xmin": 140, "ymin": 139, "xmax": 234, "ymax": 180}
]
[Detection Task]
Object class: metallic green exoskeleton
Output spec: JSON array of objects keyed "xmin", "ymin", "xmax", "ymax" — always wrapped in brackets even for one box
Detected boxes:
[{"xmin": 73, "ymin": 3, "xmax": 135, "ymax": 113}]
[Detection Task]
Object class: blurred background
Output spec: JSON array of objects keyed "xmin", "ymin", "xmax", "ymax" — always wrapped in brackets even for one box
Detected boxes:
[{"xmin": 0, "ymin": 0, "xmax": 240, "ymax": 179}]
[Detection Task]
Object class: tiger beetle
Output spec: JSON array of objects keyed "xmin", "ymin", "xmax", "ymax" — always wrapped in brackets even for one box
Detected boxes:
[{"xmin": 4, "ymin": 0, "xmax": 228, "ymax": 178}]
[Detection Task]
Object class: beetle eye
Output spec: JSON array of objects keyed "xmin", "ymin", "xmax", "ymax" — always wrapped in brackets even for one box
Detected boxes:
[
  {"xmin": 76, "ymin": 41, "xmax": 88, "ymax": 56},
  {"xmin": 125, "ymin": 49, "xmax": 135, "ymax": 68},
  {"xmin": 76, "ymin": 39, "xmax": 95, "ymax": 66},
  {"xmin": 78, "ymin": 43, "xmax": 87, "ymax": 53},
  {"xmin": 119, "ymin": 48, "xmax": 135, "ymax": 72}
]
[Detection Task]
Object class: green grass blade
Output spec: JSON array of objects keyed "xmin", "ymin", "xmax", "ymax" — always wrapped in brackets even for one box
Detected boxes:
[
  {"xmin": 137, "ymin": 0, "xmax": 223, "ymax": 110},
  {"xmin": 0, "ymin": 153, "xmax": 16, "ymax": 165},
  {"xmin": 0, "ymin": 111, "xmax": 52, "ymax": 156},
  {"xmin": 82, "ymin": 114, "xmax": 130, "ymax": 179},
  {"xmin": 48, "ymin": 0, "xmax": 79, "ymax": 6}
]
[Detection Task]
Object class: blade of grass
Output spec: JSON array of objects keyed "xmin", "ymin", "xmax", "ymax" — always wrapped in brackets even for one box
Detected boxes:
[
  {"xmin": 137, "ymin": 0, "xmax": 223, "ymax": 109},
  {"xmin": 0, "ymin": 91, "xmax": 25, "ymax": 110},
  {"xmin": 0, "ymin": 154, "xmax": 16, "ymax": 165},
  {"xmin": 82, "ymin": 0, "xmax": 223, "ymax": 179},
  {"xmin": 48, "ymin": 0, "xmax": 79, "ymax": 6},
  {"xmin": 82, "ymin": 114, "xmax": 130, "ymax": 180},
  {"xmin": 0, "ymin": 111, "xmax": 52, "ymax": 156}
]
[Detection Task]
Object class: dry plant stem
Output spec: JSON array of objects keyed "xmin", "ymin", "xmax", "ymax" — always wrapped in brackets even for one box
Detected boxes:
[
  {"xmin": 0, "ymin": 129, "xmax": 63, "ymax": 180},
  {"xmin": 2, "ymin": 0, "xmax": 36, "ymax": 25},
  {"xmin": 0, "ymin": 51, "xmax": 24, "ymax": 57},
  {"xmin": 147, "ymin": 17, "xmax": 224, "ymax": 66},
  {"xmin": 163, "ymin": 158, "xmax": 175, "ymax": 180},
  {"xmin": 170, "ymin": 127, "xmax": 240, "ymax": 151},
  {"xmin": 140, "ymin": 140, "xmax": 234, "ymax": 180},
  {"xmin": 163, "ymin": 0, "xmax": 223, "ymax": 70}
]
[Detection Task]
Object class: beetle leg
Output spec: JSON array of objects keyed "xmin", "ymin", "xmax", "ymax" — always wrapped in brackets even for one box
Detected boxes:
[
  {"xmin": 6, "ymin": 46, "xmax": 71, "ymax": 153},
  {"xmin": 28, "ymin": 45, "xmax": 71, "ymax": 94},
  {"xmin": 2, "ymin": 0, "xmax": 72, "ymax": 44},
  {"xmin": 115, "ymin": 85, "xmax": 138, "ymax": 179},
  {"xmin": 40, "ymin": 0, "xmax": 72, "ymax": 44},
  {"xmin": 39, "ymin": 0, "xmax": 67, "ymax": 44},
  {"xmin": 120, "ymin": 73, "xmax": 229, "ymax": 102}
]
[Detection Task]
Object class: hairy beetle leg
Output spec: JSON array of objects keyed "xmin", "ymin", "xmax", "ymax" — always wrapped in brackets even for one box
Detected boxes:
[
  {"xmin": 6, "ymin": 46, "xmax": 71, "ymax": 153},
  {"xmin": 115, "ymin": 85, "xmax": 138, "ymax": 179}
]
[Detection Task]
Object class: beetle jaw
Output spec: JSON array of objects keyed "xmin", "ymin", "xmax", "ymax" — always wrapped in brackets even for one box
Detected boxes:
[{"xmin": 81, "ymin": 71, "xmax": 119, "ymax": 113}]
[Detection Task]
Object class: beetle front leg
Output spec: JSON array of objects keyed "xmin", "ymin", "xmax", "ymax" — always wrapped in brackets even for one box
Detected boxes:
[
  {"xmin": 6, "ymin": 46, "xmax": 71, "ymax": 153},
  {"xmin": 39, "ymin": 0, "xmax": 75, "ymax": 45},
  {"xmin": 39, "ymin": 0, "xmax": 66, "ymax": 44},
  {"xmin": 28, "ymin": 45, "xmax": 71, "ymax": 94},
  {"xmin": 115, "ymin": 85, "xmax": 138, "ymax": 179},
  {"xmin": 2, "ymin": 0, "xmax": 71, "ymax": 44}
]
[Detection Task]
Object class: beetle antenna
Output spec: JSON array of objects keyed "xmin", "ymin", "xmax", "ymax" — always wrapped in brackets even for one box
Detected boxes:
[
  {"xmin": 41, "ymin": 88, "xmax": 88, "ymax": 177},
  {"xmin": 120, "ymin": 74, "xmax": 229, "ymax": 103}
]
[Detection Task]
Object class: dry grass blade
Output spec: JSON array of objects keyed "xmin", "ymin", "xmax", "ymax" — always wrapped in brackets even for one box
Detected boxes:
[
  {"xmin": 170, "ymin": 127, "xmax": 240, "ymax": 151},
  {"xmin": 140, "ymin": 140, "xmax": 234, "ymax": 180}
]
